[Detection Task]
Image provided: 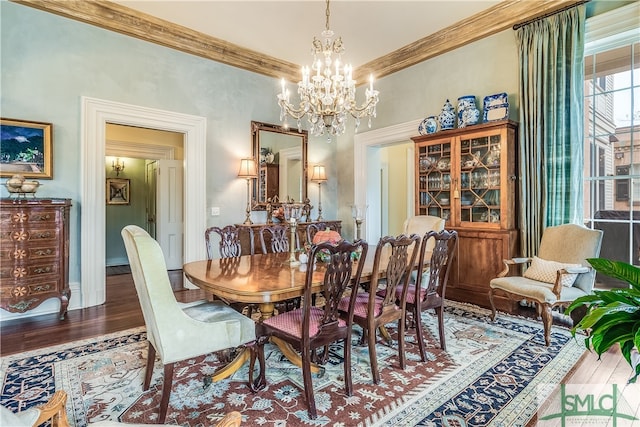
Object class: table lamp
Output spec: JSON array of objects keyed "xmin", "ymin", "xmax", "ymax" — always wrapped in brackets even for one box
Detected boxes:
[
  {"xmin": 310, "ymin": 165, "xmax": 327, "ymax": 221},
  {"xmin": 237, "ymin": 158, "xmax": 258, "ymax": 225}
]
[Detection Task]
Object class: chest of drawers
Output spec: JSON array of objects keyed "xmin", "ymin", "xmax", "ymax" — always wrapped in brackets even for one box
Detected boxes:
[{"xmin": 0, "ymin": 198, "xmax": 72, "ymax": 319}]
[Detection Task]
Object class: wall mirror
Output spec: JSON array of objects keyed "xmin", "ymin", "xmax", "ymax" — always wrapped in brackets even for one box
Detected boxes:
[{"xmin": 251, "ymin": 121, "xmax": 308, "ymax": 210}]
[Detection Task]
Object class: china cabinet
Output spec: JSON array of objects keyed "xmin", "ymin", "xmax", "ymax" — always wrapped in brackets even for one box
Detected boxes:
[
  {"xmin": 259, "ymin": 163, "xmax": 279, "ymax": 203},
  {"xmin": 412, "ymin": 120, "xmax": 518, "ymax": 312},
  {"xmin": 0, "ymin": 198, "xmax": 72, "ymax": 319}
]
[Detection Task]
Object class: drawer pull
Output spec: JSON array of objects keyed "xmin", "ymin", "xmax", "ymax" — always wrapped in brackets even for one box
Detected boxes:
[
  {"xmin": 32, "ymin": 284, "xmax": 52, "ymax": 292},
  {"xmin": 33, "ymin": 248, "xmax": 54, "ymax": 256},
  {"xmin": 31, "ymin": 213, "xmax": 53, "ymax": 221},
  {"xmin": 33, "ymin": 266, "xmax": 53, "ymax": 274}
]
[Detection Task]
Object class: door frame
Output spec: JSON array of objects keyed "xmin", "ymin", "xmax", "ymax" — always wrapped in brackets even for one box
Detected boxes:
[
  {"xmin": 81, "ymin": 96, "xmax": 206, "ymax": 308},
  {"xmin": 353, "ymin": 119, "xmax": 420, "ymax": 244}
]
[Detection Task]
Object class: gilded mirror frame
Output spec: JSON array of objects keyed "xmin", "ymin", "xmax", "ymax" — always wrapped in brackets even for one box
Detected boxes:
[{"xmin": 250, "ymin": 121, "xmax": 308, "ymax": 211}]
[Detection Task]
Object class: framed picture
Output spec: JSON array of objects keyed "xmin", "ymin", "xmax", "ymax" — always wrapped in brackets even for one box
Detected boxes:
[
  {"xmin": 106, "ymin": 178, "xmax": 130, "ymax": 205},
  {"xmin": 0, "ymin": 118, "xmax": 53, "ymax": 179}
]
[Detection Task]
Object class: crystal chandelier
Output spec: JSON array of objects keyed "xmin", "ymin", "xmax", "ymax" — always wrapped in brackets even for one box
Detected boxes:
[{"xmin": 277, "ymin": 0, "xmax": 379, "ymax": 140}]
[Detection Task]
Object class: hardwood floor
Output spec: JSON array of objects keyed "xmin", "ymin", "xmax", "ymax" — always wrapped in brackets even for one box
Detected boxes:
[
  {"xmin": 0, "ymin": 270, "xmax": 206, "ymax": 356},
  {"xmin": 1, "ymin": 272, "xmax": 637, "ymax": 425}
]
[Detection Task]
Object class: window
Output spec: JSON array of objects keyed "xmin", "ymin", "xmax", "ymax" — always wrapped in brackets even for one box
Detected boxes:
[
  {"xmin": 583, "ymin": 2, "xmax": 639, "ymax": 288},
  {"xmin": 616, "ymin": 165, "xmax": 629, "ymax": 201}
]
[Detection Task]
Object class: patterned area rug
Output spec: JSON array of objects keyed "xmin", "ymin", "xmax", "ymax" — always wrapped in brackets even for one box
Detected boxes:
[{"xmin": 1, "ymin": 302, "xmax": 585, "ymax": 426}]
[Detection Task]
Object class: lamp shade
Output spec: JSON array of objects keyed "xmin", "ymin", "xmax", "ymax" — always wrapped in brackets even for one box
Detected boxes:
[
  {"xmin": 310, "ymin": 165, "xmax": 327, "ymax": 182},
  {"xmin": 237, "ymin": 158, "xmax": 258, "ymax": 178}
]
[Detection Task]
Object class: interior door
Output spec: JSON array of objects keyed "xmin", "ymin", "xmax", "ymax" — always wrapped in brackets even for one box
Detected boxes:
[{"xmin": 156, "ymin": 159, "xmax": 184, "ymax": 270}]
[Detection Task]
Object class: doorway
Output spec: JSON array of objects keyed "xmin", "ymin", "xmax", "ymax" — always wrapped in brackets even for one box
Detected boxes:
[
  {"xmin": 105, "ymin": 125, "xmax": 184, "ymax": 270},
  {"xmin": 81, "ymin": 97, "xmax": 207, "ymax": 309},
  {"xmin": 353, "ymin": 119, "xmax": 422, "ymax": 244}
]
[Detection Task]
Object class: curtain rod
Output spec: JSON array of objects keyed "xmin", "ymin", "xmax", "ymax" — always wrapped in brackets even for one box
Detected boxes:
[{"xmin": 512, "ymin": 0, "xmax": 590, "ymax": 30}]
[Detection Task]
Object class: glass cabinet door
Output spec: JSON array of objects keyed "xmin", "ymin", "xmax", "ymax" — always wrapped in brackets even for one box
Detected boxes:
[
  {"xmin": 417, "ymin": 140, "xmax": 452, "ymax": 223},
  {"xmin": 459, "ymin": 133, "xmax": 502, "ymax": 225}
]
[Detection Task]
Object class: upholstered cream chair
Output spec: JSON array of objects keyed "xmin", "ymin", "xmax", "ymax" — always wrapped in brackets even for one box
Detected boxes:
[
  {"xmin": 0, "ymin": 390, "xmax": 242, "ymax": 426},
  {"xmin": 403, "ymin": 215, "xmax": 445, "ymax": 282},
  {"xmin": 403, "ymin": 215, "xmax": 445, "ymax": 254},
  {"xmin": 489, "ymin": 224, "xmax": 603, "ymax": 346},
  {"xmin": 122, "ymin": 225, "xmax": 256, "ymax": 423}
]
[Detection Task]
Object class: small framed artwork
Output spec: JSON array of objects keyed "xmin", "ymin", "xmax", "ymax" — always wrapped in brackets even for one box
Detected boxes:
[
  {"xmin": 0, "ymin": 118, "xmax": 53, "ymax": 179},
  {"xmin": 106, "ymin": 178, "xmax": 130, "ymax": 205}
]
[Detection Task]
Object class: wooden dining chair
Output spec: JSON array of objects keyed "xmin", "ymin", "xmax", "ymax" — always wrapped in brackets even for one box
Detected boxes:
[
  {"xmin": 406, "ymin": 229, "xmax": 458, "ymax": 358},
  {"xmin": 249, "ymin": 239, "xmax": 369, "ymax": 420},
  {"xmin": 339, "ymin": 233, "xmax": 420, "ymax": 384},
  {"xmin": 259, "ymin": 224, "xmax": 302, "ymax": 312},
  {"xmin": 204, "ymin": 225, "xmax": 255, "ymax": 315},
  {"xmin": 258, "ymin": 224, "xmax": 294, "ymax": 254},
  {"xmin": 305, "ymin": 222, "xmax": 327, "ymax": 245},
  {"xmin": 205, "ymin": 225, "xmax": 243, "ymax": 259}
]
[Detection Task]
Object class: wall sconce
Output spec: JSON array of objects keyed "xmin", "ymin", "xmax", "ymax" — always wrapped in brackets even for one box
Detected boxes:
[
  {"xmin": 310, "ymin": 165, "xmax": 327, "ymax": 221},
  {"xmin": 112, "ymin": 158, "xmax": 125, "ymax": 176},
  {"xmin": 615, "ymin": 152, "xmax": 624, "ymax": 160},
  {"xmin": 237, "ymin": 158, "xmax": 258, "ymax": 225}
]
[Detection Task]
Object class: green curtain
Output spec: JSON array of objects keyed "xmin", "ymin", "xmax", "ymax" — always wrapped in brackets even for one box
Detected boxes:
[{"xmin": 516, "ymin": 5, "xmax": 585, "ymax": 257}]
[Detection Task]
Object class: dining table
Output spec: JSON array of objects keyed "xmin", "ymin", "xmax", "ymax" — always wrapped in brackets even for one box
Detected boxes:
[{"xmin": 183, "ymin": 245, "xmax": 427, "ymax": 376}]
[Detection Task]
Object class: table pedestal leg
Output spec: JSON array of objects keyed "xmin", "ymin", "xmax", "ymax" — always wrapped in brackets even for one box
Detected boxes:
[{"xmin": 205, "ymin": 347, "xmax": 250, "ymax": 387}]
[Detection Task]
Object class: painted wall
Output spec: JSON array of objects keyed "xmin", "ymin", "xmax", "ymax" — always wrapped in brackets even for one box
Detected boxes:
[
  {"xmin": 2, "ymin": 1, "xmax": 625, "ymax": 319},
  {"xmin": 0, "ymin": 1, "xmax": 518, "ymax": 319}
]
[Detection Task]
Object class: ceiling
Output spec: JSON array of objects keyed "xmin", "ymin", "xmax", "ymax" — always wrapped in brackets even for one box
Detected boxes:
[
  {"xmin": 110, "ymin": 0, "xmax": 502, "ymax": 69},
  {"xmin": 14, "ymin": 0, "xmax": 583, "ymax": 83}
]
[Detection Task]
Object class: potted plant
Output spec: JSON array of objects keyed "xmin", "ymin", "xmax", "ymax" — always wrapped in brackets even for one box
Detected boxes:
[{"xmin": 566, "ymin": 258, "xmax": 640, "ymax": 383}]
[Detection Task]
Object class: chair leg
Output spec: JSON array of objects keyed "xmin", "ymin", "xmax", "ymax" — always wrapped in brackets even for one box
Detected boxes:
[
  {"xmin": 249, "ymin": 337, "xmax": 267, "ymax": 392},
  {"xmin": 397, "ymin": 315, "xmax": 406, "ymax": 370},
  {"xmin": 301, "ymin": 345, "xmax": 317, "ymax": 419},
  {"xmin": 488, "ymin": 289, "xmax": 497, "ymax": 321},
  {"xmin": 436, "ymin": 306, "xmax": 446, "ymax": 351},
  {"xmin": 144, "ymin": 342, "xmax": 156, "ymax": 391},
  {"xmin": 159, "ymin": 362, "xmax": 174, "ymax": 424},
  {"xmin": 344, "ymin": 335, "xmax": 353, "ymax": 397},
  {"xmin": 541, "ymin": 303, "xmax": 553, "ymax": 346},
  {"xmin": 367, "ymin": 324, "xmax": 380, "ymax": 384},
  {"xmin": 414, "ymin": 306, "xmax": 427, "ymax": 362}
]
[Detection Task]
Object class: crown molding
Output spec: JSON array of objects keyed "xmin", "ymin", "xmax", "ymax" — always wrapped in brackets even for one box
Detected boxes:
[{"xmin": 13, "ymin": 0, "xmax": 584, "ymax": 84}]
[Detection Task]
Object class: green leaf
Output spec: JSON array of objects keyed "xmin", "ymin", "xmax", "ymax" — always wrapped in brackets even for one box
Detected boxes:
[{"xmin": 587, "ymin": 258, "xmax": 640, "ymax": 290}]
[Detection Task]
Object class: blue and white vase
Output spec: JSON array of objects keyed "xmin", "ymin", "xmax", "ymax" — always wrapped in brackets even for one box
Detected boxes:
[
  {"xmin": 457, "ymin": 95, "xmax": 480, "ymax": 128},
  {"xmin": 425, "ymin": 116, "xmax": 438, "ymax": 134},
  {"xmin": 438, "ymin": 99, "xmax": 456, "ymax": 130},
  {"xmin": 419, "ymin": 115, "xmax": 438, "ymax": 135},
  {"xmin": 462, "ymin": 107, "xmax": 480, "ymax": 127}
]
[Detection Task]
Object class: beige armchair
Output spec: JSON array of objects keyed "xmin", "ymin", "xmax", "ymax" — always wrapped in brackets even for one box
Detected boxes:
[
  {"xmin": 489, "ymin": 224, "xmax": 603, "ymax": 346},
  {"xmin": 122, "ymin": 225, "xmax": 257, "ymax": 424}
]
